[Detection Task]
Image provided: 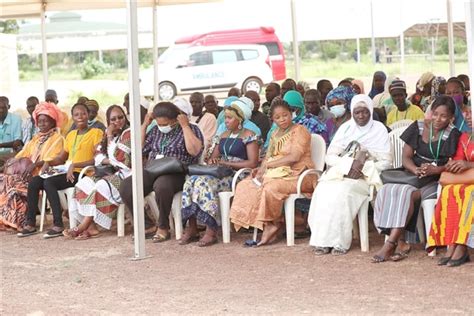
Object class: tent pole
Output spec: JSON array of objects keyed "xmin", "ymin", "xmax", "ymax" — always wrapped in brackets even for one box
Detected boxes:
[
  {"xmin": 126, "ymin": 0, "xmax": 148, "ymax": 260},
  {"xmin": 41, "ymin": 3, "xmax": 48, "ymax": 92},
  {"xmin": 290, "ymin": 0, "xmax": 300, "ymax": 81},
  {"xmin": 399, "ymin": 0, "xmax": 405, "ymax": 75},
  {"xmin": 356, "ymin": 38, "xmax": 360, "ymax": 63},
  {"xmin": 153, "ymin": 2, "xmax": 159, "ymax": 102},
  {"xmin": 370, "ymin": 0, "xmax": 376, "ymax": 65},
  {"xmin": 465, "ymin": 0, "xmax": 474, "ymax": 130},
  {"xmin": 447, "ymin": 0, "xmax": 455, "ymax": 77}
]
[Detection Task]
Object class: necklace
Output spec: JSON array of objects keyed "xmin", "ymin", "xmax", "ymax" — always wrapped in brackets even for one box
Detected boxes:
[
  {"xmin": 222, "ymin": 129, "xmax": 242, "ymax": 160},
  {"xmin": 429, "ymin": 123, "xmax": 445, "ymax": 164}
]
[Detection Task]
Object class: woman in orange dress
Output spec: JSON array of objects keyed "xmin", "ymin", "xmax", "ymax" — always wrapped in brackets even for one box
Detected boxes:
[
  {"xmin": 230, "ymin": 98, "xmax": 315, "ymax": 246},
  {"xmin": 428, "ymin": 107, "xmax": 473, "ymax": 267}
]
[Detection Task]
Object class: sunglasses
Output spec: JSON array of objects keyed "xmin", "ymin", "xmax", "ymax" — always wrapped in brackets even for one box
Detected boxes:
[{"xmin": 110, "ymin": 115, "xmax": 125, "ymax": 122}]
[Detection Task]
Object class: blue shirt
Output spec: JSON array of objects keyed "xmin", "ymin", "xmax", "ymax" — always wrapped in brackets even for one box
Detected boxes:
[
  {"xmin": 0, "ymin": 112, "xmax": 22, "ymax": 153},
  {"xmin": 454, "ymin": 105, "xmax": 470, "ymax": 132}
]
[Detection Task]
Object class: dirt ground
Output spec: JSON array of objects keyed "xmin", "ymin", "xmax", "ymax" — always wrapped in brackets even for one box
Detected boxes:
[{"xmin": 1, "ymin": 222, "xmax": 473, "ymax": 315}]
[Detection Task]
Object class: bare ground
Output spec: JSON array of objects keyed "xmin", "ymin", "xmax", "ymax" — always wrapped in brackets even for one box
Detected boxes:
[{"xmin": 1, "ymin": 222, "xmax": 473, "ymax": 315}]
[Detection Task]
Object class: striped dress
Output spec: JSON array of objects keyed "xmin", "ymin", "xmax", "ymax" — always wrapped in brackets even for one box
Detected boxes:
[
  {"xmin": 374, "ymin": 120, "xmax": 460, "ymax": 243},
  {"xmin": 428, "ymin": 132, "xmax": 474, "ymax": 250}
]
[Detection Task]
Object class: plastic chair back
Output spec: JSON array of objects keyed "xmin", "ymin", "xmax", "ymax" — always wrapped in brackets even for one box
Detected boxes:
[
  {"xmin": 389, "ymin": 119, "xmax": 413, "ymax": 131},
  {"xmin": 389, "ymin": 126, "xmax": 408, "ymax": 168},
  {"xmin": 310, "ymin": 134, "xmax": 326, "ymax": 172}
]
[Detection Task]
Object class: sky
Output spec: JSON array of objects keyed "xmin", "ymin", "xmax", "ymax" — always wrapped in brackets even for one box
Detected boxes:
[{"xmin": 22, "ymin": 0, "xmax": 470, "ymax": 46}]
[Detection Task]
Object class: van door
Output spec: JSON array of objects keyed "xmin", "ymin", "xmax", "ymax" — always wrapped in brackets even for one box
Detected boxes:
[
  {"xmin": 177, "ymin": 50, "xmax": 213, "ymax": 92},
  {"xmin": 208, "ymin": 49, "xmax": 239, "ymax": 90}
]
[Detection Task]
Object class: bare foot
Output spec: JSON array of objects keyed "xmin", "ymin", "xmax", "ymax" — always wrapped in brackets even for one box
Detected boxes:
[
  {"xmin": 257, "ymin": 222, "xmax": 281, "ymax": 247},
  {"xmin": 372, "ymin": 240, "xmax": 397, "ymax": 263},
  {"xmin": 197, "ymin": 231, "xmax": 218, "ymax": 247},
  {"xmin": 178, "ymin": 227, "xmax": 199, "ymax": 245}
]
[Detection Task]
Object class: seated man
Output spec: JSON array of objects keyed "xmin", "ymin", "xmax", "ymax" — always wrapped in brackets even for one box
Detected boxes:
[
  {"xmin": 386, "ymin": 79, "xmax": 424, "ymax": 127},
  {"xmin": 189, "ymin": 92, "xmax": 217, "ymax": 151},
  {"xmin": 22, "ymin": 96, "xmax": 39, "ymax": 145},
  {"xmin": 0, "ymin": 96, "xmax": 22, "ymax": 166}
]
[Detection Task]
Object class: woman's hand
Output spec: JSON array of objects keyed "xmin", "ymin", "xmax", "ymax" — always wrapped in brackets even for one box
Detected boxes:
[
  {"xmin": 445, "ymin": 160, "xmax": 470, "ymax": 174},
  {"xmin": 208, "ymin": 157, "xmax": 220, "ymax": 165},
  {"xmin": 419, "ymin": 163, "xmax": 441, "ymax": 178},
  {"xmin": 105, "ymin": 125, "xmax": 117, "ymax": 138},
  {"xmin": 142, "ymin": 113, "xmax": 153, "ymax": 129},
  {"xmin": 177, "ymin": 114, "xmax": 190, "ymax": 129},
  {"xmin": 66, "ymin": 164, "xmax": 76, "ymax": 183},
  {"xmin": 253, "ymin": 164, "xmax": 266, "ymax": 182}
]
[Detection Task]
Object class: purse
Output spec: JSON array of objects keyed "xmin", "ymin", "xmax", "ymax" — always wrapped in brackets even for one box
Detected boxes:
[
  {"xmin": 439, "ymin": 169, "xmax": 474, "ymax": 186},
  {"xmin": 144, "ymin": 157, "xmax": 186, "ymax": 178},
  {"xmin": 188, "ymin": 164, "xmax": 234, "ymax": 179},
  {"xmin": 94, "ymin": 165, "xmax": 117, "ymax": 178},
  {"xmin": 380, "ymin": 168, "xmax": 438, "ymax": 188},
  {"xmin": 340, "ymin": 140, "xmax": 361, "ymax": 158}
]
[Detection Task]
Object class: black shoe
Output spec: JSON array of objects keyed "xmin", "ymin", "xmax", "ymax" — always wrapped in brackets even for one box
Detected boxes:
[
  {"xmin": 437, "ymin": 256, "xmax": 451, "ymax": 266},
  {"xmin": 43, "ymin": 228, "xmax": 64, "ymax": 239},
  {"xmin": 447, "ymin": 253, "xmax": 470, "ymax": 267},
  {"xmin": 17, "ymin": 228, "xmax": 38, "ymax": 238}
]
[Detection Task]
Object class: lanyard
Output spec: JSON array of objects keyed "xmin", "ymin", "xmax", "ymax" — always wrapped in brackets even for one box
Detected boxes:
[
  {"xmin": 222, "ymin": 130, "xmax": 242, "ymax": 160},
  {"xmin": 159, "ymin": 125, "xmax": 177, "ymax": 153},
  {"xmin": 459, "ymin": 119, "xmax": 466, "ymax": 131},
  {"xmin": 429, "ymin": 123, "xmax": 444, "ymax": 162},
  {"xmin": 71, "ymin": 129, "xmax": 88, "ymax": 160}
]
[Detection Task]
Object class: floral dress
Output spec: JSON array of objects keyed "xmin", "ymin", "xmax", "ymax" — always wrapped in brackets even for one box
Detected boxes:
[{"xmin": 181, "ymin": 134, "xmax": 258, "ymax": 230}]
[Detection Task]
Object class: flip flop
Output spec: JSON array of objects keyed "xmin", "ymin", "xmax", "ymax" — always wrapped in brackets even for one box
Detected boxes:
[
  {"xmin": 63, "ymin": 227, "xmax": 82, "ymax": 239},
  {"xmin": 152, "ymin": 232, "xmax": 171, "ymax": 243},
  {"xmin": 74, "ymin": 231, "xmax": 100, "ymax": 241},
  {"xmin": 390, "ymin": 246, "xmax": 411, "ymax": 262},
  {"xmin": 243, "ymin": 239, "xmax": 258, "ymax": 247}
]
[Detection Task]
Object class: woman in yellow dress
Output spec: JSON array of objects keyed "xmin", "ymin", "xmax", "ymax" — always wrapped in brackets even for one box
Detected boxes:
[
  {"xmin": 0, "ymin": 102, "xmax": 65, "ymax": 231},
  {"xmin": 230, "ymin": 98, "xmax": 315, "ymax": 246}
]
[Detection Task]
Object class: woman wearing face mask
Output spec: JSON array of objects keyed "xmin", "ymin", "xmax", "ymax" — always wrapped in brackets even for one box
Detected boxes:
[
  {"xmin": 445, "ymin": 77, "xmax": 469, "ymax": 132},
  {"xmin": 308, "ymin": 95, "xmax": 392, "ymax": 256},
  {"xmin": 179, "ymin": 98, "xmax": 259, "ymax": 246},
  {"xmin": 373, "ymin": 96, "xmax": 460, "ymax": 263},
  {"xmin": 325, "ymin": 86, "xmax": 356, "ymax": 142},
  {"xmin": 427, "ymin": 107, "xmax": 473, "ymax": 267},
  {"xmin": 64, "ymin": 105, "xmax": 131, "ymax": 240},
  {"xmin": 119, "ymin": 102, "xmax": 203, "ymax": 242}
]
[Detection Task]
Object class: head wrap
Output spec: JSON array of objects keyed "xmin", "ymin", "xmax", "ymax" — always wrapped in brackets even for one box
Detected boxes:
[
  {"xmin": 283, "ymin": 90, "xmax": 305, "ymax": 121},
  {"xmin": 389, "ymin": 79, "xmax": 407, "ymax": 93},
  {"xmin": 352, "ymin": 79, "xmax": 365, "ymax": 94},
  {"xmin": 228, "ymin": 97, "xmax": 253, "ymax": 122},
  {"xmin": 368, "ymin": 71, "xmax": 387, "ymax": 98},
  {"xmin": 85, "ymin": 99, "xmax": 99, "ymax": 109},
  {"xmin": 33, "ymin": 101, "xmax": 65, "ymax": 128},
  {"xmin": 329, "ymin": 94, "xmax": 390, "ymax": 155},
  {"xmin": 173, "ymin": 97, "xmax": 193, "ymax": 118},
  {"xmin": 325, "ymin": 86, "xmax": 356, "ymax": 110},
  {"xmin": 223, "ymin": 96, "xmax": 239, "ymax": 108},
  {"xmin": 417, "ymin": 72, "xmax": 435, "ymax": 90},
  {"xmin": 431, "ymin": 76, "xmax": 446, "ymax": 99}
]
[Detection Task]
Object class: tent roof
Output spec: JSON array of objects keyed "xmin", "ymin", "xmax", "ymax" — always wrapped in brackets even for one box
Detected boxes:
[
  {"xmin": 404, "ymin": 22, "xmax": 466, "ymax": 38},
  {"xmin": 0, "ymin": 0, "xmax": 214, "ymax": 19}
]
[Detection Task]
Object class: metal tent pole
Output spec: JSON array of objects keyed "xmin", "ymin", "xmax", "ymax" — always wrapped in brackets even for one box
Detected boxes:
[{"xmin": 290, "ymin": 0, "xmax": 300, "ymax": 81}]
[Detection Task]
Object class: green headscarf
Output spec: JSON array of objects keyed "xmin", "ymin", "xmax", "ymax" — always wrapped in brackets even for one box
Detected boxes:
[{"xmin": 283, "ymin": 90, "xmax": 305, "ymax": 122}]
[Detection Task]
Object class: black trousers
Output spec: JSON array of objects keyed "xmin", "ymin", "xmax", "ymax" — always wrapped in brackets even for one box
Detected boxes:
[
  {"xmin": 119, "ymin": 170, "xmax": 185, "ymax": 230},
  {"xmin": 26, "ymin": 173, "xmax": 79, "ymax": 228}
]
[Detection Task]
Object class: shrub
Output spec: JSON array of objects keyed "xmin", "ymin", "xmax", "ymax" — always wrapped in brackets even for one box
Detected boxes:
[{"xmin": 79, "ymin": 57, "xmax": 111, "ymax": 79}]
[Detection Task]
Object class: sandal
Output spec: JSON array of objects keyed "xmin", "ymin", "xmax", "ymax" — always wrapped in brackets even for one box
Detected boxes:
[
  {"xmin": 75, "ymin": 231, "xmax": 100, "ymax": 241},
  {"xmin": 177, "ymin": 233, "xmax": 199, "ymax": 245},
  {"xmin": 371, "ymin": 240, "xmax": 397, "ymax": 263},
  {"xmin": 243, "ymin": 239, "xmax": 258, "ymax": 247},
  {"xmin": 131, "ymin": 228, "xmax": 157, "ymax": 241},
  {"xmin": 152, "ymin": 231, "xmax": 171, "ymax": 243},
  {"xmin": 197, "ymin": 236, "xmax": 218, "ymax": 247},
  {"xmin": 390, "ymin": 246, "xmax": 412, "ymax": 262},
  {"xmin": 314, "ymin": 247, "xmax": 331, "ymax": 256},
  {"xmin": 63, "ymin": 227, "xmax": 82, "ymax": 239},
  {"xmin": 331, "ymin": 246, "xmax": 348, "ymax": 256},
  {"xmin": 294, "ymin": 229, "xmax": 311, "ymax": 239}
]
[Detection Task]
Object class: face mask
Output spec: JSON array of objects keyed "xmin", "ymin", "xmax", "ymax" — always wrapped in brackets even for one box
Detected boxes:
[
  {"xmin": 158, "ymin": 125, "xmax": 173, "ymax": 134},
  {"xmin": 452, "ymin": 94, "xmax": 464, "ymax": 106},
  {"xmin": 88, "ymin": 119, "xmax": 95, "ymax": 126},
  {"xmin": 330, "ymin": 104, "xmax": 346, "ymax": 118}
]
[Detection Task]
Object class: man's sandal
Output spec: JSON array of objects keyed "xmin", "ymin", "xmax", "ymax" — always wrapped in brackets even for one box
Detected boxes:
[{"xmin": 372, "ymin": 240, "xmax": 397, "ymax": 263}]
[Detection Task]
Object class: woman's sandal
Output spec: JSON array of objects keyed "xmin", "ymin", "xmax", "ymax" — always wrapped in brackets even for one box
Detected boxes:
[
  {"xmin": 63, "ymin": 227, "xmax": 82, "ymax": 239},
  {"xmin": 314, "ymin": 247, "xmax": 331, "ymax": 256},
  {"xmin": 152, "ymin": 231, "xmax": 171, "ymax": 243},
  {"xmin": 331, "ymin": 247, "xmax": 348, "ymax": 256},
  {"xmin": 372, "ymin": 240, "xmax": 397, "ymax": 263},
  {"xmin": 177, "ymin": 233, "xmax": 199, "ymax": 245},
  {"xmin": 390, "ymin": 246, "xmax": 412, "ymax": 262},
  {"xmin": 437, "ymin": 256, "xmax": 452, "ymax": 266},
  {"xmin": 197, "ymin": 236, "xmax": 218, "ymax": 247},
  {"xmin": 75, "ymin": 231, "xmax": 100, "ymax": 241}
]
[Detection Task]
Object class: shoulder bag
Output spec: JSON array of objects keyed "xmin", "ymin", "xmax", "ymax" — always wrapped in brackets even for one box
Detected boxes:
[
  {"xmin": 144, "ymin": 157, "xmax": 186, "ymax": 178},
  {"xmin": 380, "ymin": 167, "xmax": 437, "ymax": 188},
  {"xmin": 188, "ymin": 164, "xmax": 234, "ymax": 179}
]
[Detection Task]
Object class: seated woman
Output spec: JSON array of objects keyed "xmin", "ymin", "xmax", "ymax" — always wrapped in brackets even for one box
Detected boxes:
[
  {"xmin": 180, "ymin": 98, "xmax": 259, "ymax": 246},
  {"xmin": 229, "ymin": 98, "xmax": 315, "ymax": 246},
  {"xmin": 428, "ymin": 107, "xmax": 473, "ymax": 267},
  {"xmin": 119, "ymin": 102, "xmax": 203, "ymax": 242},
  {"xmin": 324, "ymin": 86, "xmax": 356, "ymax": 143},
  {"xmin": 308, "ymin": 95, "xmax": 392, "ymax": 256},
  {"xmin": 373, "ymin": 96, "xmax": 461, "ymax": 262},
  {"xmin": 17, "ymin": 103, "xmax": 103, "ymax": 238},
  {"xmin": 64, "ymin": 105, "xmax": 131, "ymax": 240},
  {"xmin": 0, "ymin": 102, "xmax": 64, "ymax": 231}
]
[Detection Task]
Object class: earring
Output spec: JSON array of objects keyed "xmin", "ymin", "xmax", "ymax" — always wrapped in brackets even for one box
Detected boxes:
[{"xmin": 238, "ymin": 123, "xmax": 242, "ymax": 130}]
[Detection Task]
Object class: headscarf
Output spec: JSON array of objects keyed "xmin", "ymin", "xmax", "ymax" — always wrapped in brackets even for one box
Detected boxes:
[
  {"xmin": 173, "ymin": 97, "xmax": 193, "ymax": 118},
  {"xmin": 368, "ymin": 71, "xmax": 387, "ymax": 99},
  {"xmin": 223, "ymin": 96, "xmax": 239, "ymax": 107},
  {"xmin": 330, "ymin": 94, "xmax": 390, "ymax": 154},
  {"xmin": 229, "ymin": 97, "xmax": 253, "ymax": 121},
  {"xmin": 417, "ymin": 72, "xmax": 435, "ymax": 91},
  {"xmin": 283, "ymin": 90, "xmax": 305, "ymax": 122},
  {"xmin": 325, "ymin": 86, "xmax": 356, "ymax": 111},
  {"xmin": 352, "ymin": 79, "xmax": 365, "ymax": 94},
  {"xmin": 431, "ymin": 76, "xmax": 446, "ymax": 99},
  {"xmin": 33, "ymin": 101, "xmax": 65, "ymax": 128}
]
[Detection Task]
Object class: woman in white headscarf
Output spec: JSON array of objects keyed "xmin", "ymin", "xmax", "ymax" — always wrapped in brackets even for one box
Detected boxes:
[{"xmin": 308, "ymin": 94, "xmax": 392, "ymax": 255}]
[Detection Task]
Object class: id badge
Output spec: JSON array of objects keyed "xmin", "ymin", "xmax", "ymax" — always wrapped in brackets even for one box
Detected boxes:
[{"xmin": 431, "ymin": 161, "xmax": 437, "ymax": 166}]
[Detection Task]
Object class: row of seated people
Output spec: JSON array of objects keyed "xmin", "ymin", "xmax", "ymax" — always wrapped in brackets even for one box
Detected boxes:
[{"xmin": 0, "ymin": 74, "xmax": 472, "ymax": 268}]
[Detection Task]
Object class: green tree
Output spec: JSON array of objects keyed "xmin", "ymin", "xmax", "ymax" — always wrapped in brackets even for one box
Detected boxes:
[{"xmin": 0, "ymin": 20, "xmax": 19, "ymax": 34}]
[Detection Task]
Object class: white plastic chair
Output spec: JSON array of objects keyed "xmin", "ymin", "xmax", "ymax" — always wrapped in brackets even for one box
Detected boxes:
[
  {"xmin": 389, "ymin": 119, "xmax": 413, "ymax": 131},
  {"xmin": 39, "ymin": 166, "xmax": 126, "ymax": 237},
  {"xmin": 145, "ymin": 191, "xmax": 182, "ymax": 240},
  {"xmin": 284, "ymin": 134, "xmax": 326, "ymax": 246},
  {"xmin": 388, "ymin": 126, "xmax": 409, "ymax": 168},
  {"xmin": 415, "ymin": 184, "xmax": 442, "ymax": 257}
]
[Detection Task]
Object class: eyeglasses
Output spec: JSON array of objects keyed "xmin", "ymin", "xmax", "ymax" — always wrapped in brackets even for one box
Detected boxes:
[{"xmin": 110, "ymin": 115, "xmax": 125, "ymax": 122}]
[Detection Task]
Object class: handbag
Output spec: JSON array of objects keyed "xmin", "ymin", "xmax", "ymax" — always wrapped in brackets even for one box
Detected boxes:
[
  {"xmin": 94, "ymin": 165, "xmax": 117, "ymax": 178},
  {"xmin": 340, "ymin": 140, "xmax": 361, "ymax": 158},
  {"xmin": 380, "ymin": 168, "xmax": 437, "ymax": 188},
  {"xmin": 144, "ymin": 157, "xmax": 186, "ymax": 178},
  {"xmin": 188, "ymin": 164, "xmax": 234, "ymax": 179},
  {"xmin": 439, "ymin": 169, "xmax": 474, "ymax": 186}
]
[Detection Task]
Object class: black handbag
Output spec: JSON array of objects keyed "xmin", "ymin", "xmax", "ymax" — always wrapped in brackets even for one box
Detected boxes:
[
  {"xmin": 188, "ymin": 164, "xmax": 234, "ymax": 179},
  {"xmin": 94, "ymin": 165, "xmax": 117, "ymax": 178},
  {"xmin": 380, "ymin": 168, "xmax": 438, "ymax": 189},
  {"xmin": 144, "ymin": 157, "xmax": 186, "ymax": 178}
]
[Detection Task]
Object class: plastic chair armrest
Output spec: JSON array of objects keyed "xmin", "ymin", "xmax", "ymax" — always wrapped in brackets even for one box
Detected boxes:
[
  {"xmin": 231, "ymin": 168, "xmax": 252, "ymax": 193},
  {"xmin": 296, "ymin": 169, "xmax": 321, "ymax": 196}
]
